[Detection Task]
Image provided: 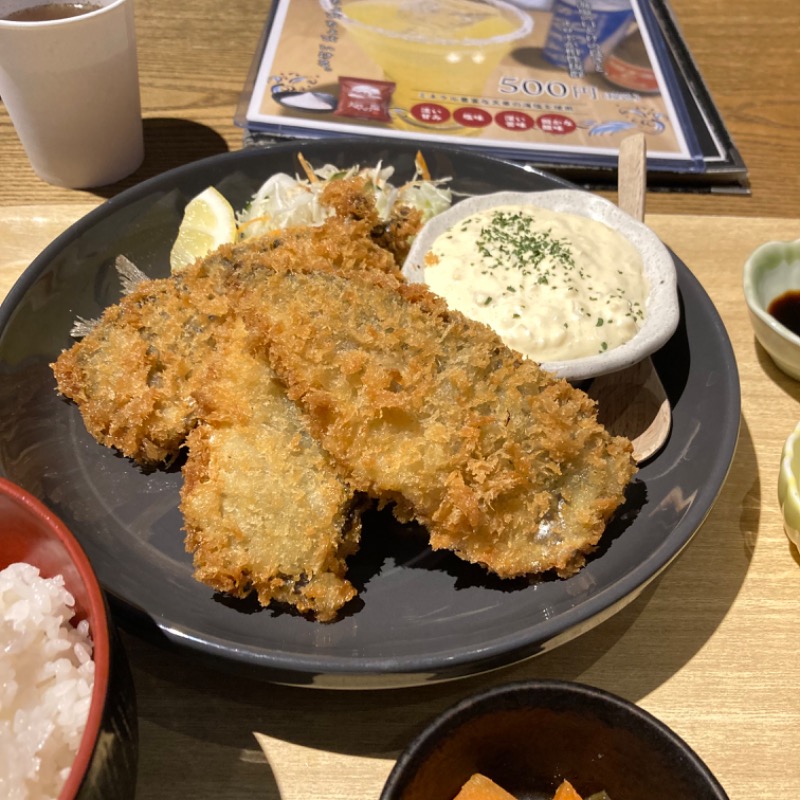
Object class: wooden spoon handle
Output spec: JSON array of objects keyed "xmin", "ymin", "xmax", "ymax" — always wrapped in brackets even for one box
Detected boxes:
[
  {"xmin": 587, "ymin": 358, "xmax": 672, "ymax": 463},
  {"xmin": 618, "ymin": 133, "xmax": 647, "ymax": 222},
  {"xmin": 599, "ymin": 131, "xmax": 672, "ymax": 463}
]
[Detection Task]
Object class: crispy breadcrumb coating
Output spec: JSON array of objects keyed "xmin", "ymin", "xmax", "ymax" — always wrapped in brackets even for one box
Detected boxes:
[
  {"xmin": 52, "ymin": 268, "xmax": 361, "ymax": 619},
  {"xmin": 50, "ymin": 177, "xmax": 419, "ymax": 620},
  {"xmin": 232, "ymin": 266, "xmax": 636, "ymax": 578},
  {"xmin": 180, "ymin": 315, "xmax": 361, "ymax": 621},
  {"xmin": 52, "ymin": 267, "xmax": 230, "ymax": 464},
  {"xmin": 51, "ymin": 174, "xmax": 635, "ymax": 621},
  {"xmin": 50, "ymin": 178, "xmax": 405, "ymax": 465}
]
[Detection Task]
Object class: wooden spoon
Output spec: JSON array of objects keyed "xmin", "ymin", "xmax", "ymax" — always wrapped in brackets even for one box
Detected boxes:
[{"xmin": 587, "ymin": 133, "xmax": 672, "ymax": 464}]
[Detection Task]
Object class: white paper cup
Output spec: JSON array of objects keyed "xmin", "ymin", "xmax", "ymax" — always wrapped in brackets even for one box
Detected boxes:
[{"xmin": 0, "ymin": 0, "xmax": 144, "ymax": 188}]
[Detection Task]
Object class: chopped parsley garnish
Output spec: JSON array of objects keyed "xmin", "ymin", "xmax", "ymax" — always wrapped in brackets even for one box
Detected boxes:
[{"xmin": 474, "ymin": 210, "xmax": 575, "ymax": 300}]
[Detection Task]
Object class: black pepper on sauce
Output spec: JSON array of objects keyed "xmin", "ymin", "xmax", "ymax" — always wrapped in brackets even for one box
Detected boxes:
[{"xmin": 767, "ymin": 290, "xmax": 800, "ymax": 338}]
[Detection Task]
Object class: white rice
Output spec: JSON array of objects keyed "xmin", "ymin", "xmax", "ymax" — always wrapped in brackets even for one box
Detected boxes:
[{"xmin": 0, "ymin": 562, "xmax": 95, "ymax": 800}]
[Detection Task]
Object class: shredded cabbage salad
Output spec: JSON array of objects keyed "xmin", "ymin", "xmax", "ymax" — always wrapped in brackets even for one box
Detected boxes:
[{"xmin": 236, "ymin": 153, "xmax": 453, "ymax": 240}]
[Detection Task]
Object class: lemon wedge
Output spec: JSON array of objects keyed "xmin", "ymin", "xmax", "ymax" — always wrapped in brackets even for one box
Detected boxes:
[{"xmin": 169, "ymin": 186, "xmax": 237, "ymax": 273}]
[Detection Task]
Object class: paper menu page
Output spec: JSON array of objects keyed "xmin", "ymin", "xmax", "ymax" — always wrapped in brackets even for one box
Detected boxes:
[{"xmin": 244, "ymin": 0, "xmax": 694, "ymax": 165}]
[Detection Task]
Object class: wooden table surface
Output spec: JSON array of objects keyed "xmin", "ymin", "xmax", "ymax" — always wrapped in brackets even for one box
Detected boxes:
[{"xmin": 2, "ymin": 1, "xmax": 800, "ymax": 799}]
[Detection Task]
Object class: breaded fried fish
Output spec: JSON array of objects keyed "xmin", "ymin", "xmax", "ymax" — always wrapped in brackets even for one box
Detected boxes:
[
  {"xmin": 53, "ymin": 267, "xmax": 361, "ymax": 618},
  {"xmin": 52, "ymin": 266, "xmax": 232, "ymax": 464},
  {"xmin": 233, "ymin": 266, "xmax": 636, "ymax": 579},
  {"xmin": 51, "ymin": 177, "xmax": 426, "ymax": 619},
  {"xmin": 51, "ymin": 183, "xmax": 418, "ymax": 619},
  {"xmin": 181, "ymin": 315, "xmax": 361, "ymax": 621},
  {"xmin": 51, "ymin": 177, "xmax": 406, "ymax": 466},
  {"xmin": 53, "ymin": 270, "xmax": 363, "ymax": 618},
  {"xmin": 51, "ymin": 171, "xmax": 633, "ymax": 619}
]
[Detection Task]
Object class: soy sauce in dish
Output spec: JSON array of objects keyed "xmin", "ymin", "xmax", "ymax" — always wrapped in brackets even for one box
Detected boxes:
[
  {"xmin": 768, "ymin": 290, "xmax": 800, "ymax": 337},
  {"xmin": 2, "ymin": 3, "xmax": 102, "ymax": 22}
]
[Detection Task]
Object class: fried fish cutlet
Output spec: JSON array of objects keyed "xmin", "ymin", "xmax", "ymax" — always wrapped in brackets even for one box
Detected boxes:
[
  {"xmin": 51, "ymin": 223, "xmax": 407, "ymax": 618},
  {"xmin": 52, "ymin": 267, "xmax": 232, "ymax": 464},
  {"xmin": 52, "ymin": 273, "xmax": 362, "ymax": 619},
  {"xmin": 49, "ymin": 176, "xmax": 422, "ymax": 619},
  {"xmin": 233, "ymin": 266, "xmax": 636, "ymax": 579},
  {"xmin": 52, "ymin": 270, "xmax": 362, "ymax": 619},
  {"xmin": 50, "ymin": 167, "xmax": 629, "ymax": 618},
  {"xmin": 181, "ymin": 315, "xmax": 361, "ymax": 622},
  {"xmin": 51, "ymin": 176, "xmax": 408, "ymax": 466}
]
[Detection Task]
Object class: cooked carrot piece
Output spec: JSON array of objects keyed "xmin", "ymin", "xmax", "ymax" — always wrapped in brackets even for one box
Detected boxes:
[
  {"xmin": 553, "ymin": 779, "xmax": 583, "ymax": 800},
  {"xmin": 453, "ymin": 773, "xmax": 517, "ymax": 800}
]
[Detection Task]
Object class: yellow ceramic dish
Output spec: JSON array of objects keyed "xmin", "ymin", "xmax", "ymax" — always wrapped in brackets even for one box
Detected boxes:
[
  {"xmin": 778, "ymin": 421, "xmax": 800, "ymax": 549},
  {"xmin": 743, "ymin": 238, "xmax": 800, "ymax": 380}
]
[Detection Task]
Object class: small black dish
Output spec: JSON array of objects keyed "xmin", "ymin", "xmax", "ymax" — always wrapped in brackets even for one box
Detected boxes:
[{"xmin": 381, "ymin": 680, "xmax": 729, "ymax": 800}]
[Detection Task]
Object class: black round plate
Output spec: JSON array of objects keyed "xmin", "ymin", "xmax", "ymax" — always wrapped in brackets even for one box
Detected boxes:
[{"xmin": 0, "ymin": 138, "xmax": 740, "ymax": 688}]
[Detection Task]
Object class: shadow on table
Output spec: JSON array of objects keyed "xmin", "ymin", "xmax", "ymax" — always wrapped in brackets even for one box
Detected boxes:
[
  {"xmin": 86, "ymin": 118, "xmax": 231, "ymax": 199},
  {"xmin": 123, "ymin": 416, "xmax": 757, "ymax": 798},
  {"xmin": 753, "ymin": 337, "xmax": 800, "ymax": 404}
]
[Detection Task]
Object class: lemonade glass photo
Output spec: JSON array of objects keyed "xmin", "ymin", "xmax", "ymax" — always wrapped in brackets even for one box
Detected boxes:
[{"xmin": 321, "ymin": 0, "xmax": 533, "ymax": 127}]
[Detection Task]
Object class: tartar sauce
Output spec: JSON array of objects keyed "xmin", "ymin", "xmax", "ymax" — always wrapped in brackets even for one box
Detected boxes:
[{"xmin": 423, "ymin": 204, "xmax": 649, "ymax": 362}]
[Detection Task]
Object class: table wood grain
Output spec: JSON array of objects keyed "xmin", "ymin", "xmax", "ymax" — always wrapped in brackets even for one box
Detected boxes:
[
  {"xmin": 0, "ymin": 0, "xmax": 798, "ymax": 216},
  {"xmin": 1, "ymin": 1, "xmax": 799, "ymax": 797},
  {"xmin": 2, "ymin": 206, "xmax": 799, "ymax": 800}
]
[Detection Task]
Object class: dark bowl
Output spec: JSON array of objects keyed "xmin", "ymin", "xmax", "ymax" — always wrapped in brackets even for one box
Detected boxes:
[
  {"xmin": 381, "ymin": 680, "xmax": 729, "ymax": 800},
  {"xmin": 0, "ymin": 140, "xmax": 740, "ymax": 687},
  {"xmin": 0, "ymin": 477, "xmax": 138, "ymax": 799}
]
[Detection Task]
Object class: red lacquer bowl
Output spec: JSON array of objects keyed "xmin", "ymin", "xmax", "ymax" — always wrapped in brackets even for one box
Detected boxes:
[{"xmin": 0, "ymin": 477, "xmax": 138, "ymax": 799}]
